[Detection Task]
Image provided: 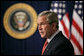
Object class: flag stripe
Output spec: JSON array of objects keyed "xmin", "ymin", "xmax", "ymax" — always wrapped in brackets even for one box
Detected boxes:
[
  {"xmin": 59, "ymin": 21, "xmax": 64, "ymax": 31},
  {"xmin": 71, "ymin": 33, "xmax": 83, "ymax": 54},
  {"xmin": 71, "ymin": 10, "xmax": 83, "ymax": 55},
  {"xmin": 60, "ymin": 13, "xmax": 69, "ymax": 39},
  {"xmin": 73, "ymin": 10, "xmax": 83, "ymax": 31},
  {"xmin": 63, "ymin": 12, "xmax": 70, "ymax": 29},
  {"xmin": 71, "ymin": 25, "xmax": 83, "ymax": 49},
  {"xmin": 59, "ymin": 21, "xmax": 67, "ymax": 38},
  {"xmin": 70, "ymin": 40, "xmax": 81, "ymax": 55},
  {"xmin": 59, "ymin": 21, "xmax": 68, "ymax": 38},
  {"xmin": 72, "ymin": 18, "xmax": 83, "ymax": 39},
  {"xmin": 60, "ymin": 19, "xmax": 69, "ymax": 39}
]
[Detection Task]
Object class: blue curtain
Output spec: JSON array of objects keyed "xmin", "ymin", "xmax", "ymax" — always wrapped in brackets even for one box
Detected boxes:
[{"xmin": 1, "ymin": 1, "xmax": 51, "ymax": 55}]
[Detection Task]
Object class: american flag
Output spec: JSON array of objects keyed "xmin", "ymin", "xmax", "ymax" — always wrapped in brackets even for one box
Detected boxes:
[
  {"xmin": 70, "ymin": 1, "xmax": 83, "ymax": 55},
  {"xmin": 50, "ymin": 1, "xmax": 83, "ymax": 55}
]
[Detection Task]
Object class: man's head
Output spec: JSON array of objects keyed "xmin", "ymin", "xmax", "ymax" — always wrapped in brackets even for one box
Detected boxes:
[{"xmin": 37, "ymin": 11, "xmax": 59, "ymax": 38}]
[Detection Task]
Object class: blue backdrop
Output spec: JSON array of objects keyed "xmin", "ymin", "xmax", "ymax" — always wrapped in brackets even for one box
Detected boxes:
[{"xmin": 1, "ymin": 1, "xmax": 51, "ymax": 55}]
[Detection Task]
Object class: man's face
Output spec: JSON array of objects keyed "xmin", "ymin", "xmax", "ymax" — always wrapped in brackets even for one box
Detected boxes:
[{"xmin": 37, "ymin": 15, "xmax": 52, "ymax": 38}]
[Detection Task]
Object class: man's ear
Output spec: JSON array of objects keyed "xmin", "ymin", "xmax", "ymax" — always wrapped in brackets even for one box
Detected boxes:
[{"xmin": 52, "ymin": 23, "xmax": 56, "ymax": 30}]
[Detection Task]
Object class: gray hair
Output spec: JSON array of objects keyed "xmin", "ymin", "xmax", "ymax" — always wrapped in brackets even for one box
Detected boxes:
[{"xmin": 38, "ymin": 11, "xmax": 59, "ymax": 29}]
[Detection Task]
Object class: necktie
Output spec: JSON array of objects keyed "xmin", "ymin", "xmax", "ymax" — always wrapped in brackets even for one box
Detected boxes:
[{"xmin": 41, "ymin": 39, "xmax": 48, "ymax": 55}]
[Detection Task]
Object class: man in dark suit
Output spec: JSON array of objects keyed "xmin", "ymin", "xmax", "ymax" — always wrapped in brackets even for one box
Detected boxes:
[{"xmin": 37, "ymin": 11, "xmax": 74, "ymax": 55}]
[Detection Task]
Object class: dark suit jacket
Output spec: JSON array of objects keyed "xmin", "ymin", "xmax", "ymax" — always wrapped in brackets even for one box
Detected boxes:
[{"xmin": 43, "ymin": 31, "xmax": 74, "ymax": 55}]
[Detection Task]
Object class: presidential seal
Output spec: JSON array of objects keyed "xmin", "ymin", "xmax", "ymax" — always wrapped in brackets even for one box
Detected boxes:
[{"xmin": 3, "ymin": 3, "xmax": 37, "ymax": 39}]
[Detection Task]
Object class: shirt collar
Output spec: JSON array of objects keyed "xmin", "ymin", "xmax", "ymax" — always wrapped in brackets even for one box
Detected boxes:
[{"xmin": 47, "ymin": 30, "xmax": 60, "ymax": 43}]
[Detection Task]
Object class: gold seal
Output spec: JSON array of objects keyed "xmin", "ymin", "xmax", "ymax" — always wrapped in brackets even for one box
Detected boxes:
[{"xmin": 3, "ymin": 3, "xmax": 37, "ymax": 39}]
